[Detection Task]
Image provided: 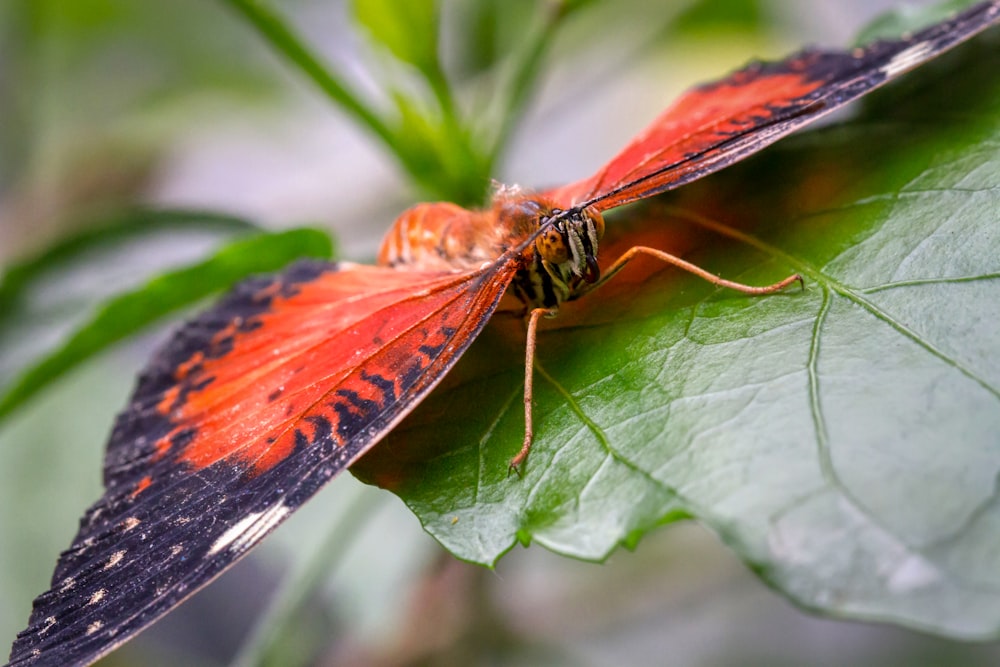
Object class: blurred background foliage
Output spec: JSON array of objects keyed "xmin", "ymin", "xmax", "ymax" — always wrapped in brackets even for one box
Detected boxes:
[{"xmin": 2, "ymin": 0, "xmax": 999, "ymax": 665}]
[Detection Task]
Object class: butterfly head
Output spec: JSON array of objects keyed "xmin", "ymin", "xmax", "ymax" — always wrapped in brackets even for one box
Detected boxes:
[{"xmin": 535, "ymin": 206, "xmax": 605, "ymax": 285}]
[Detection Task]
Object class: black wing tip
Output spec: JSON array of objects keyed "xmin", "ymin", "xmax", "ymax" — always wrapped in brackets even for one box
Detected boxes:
[
  {"xmin": 7, "ymin": 258, "xmax": 344, "ymax": 667},
  {"xmin": 699, "ymin": 0, "xmax": 999, "ymax": 90}
]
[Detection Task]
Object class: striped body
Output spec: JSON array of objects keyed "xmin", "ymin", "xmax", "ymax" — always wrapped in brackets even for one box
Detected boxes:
[
  {"xmin": 10, "ymin": 4, "xmax": 1000, "ymax": 665},
  {"xmin": 379, "ymin": 194, "xmax": 605, "ymax": 309}
]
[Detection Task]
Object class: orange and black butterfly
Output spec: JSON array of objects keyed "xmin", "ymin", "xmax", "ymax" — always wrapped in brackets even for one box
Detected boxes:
[{"xmin": 8, "ymin": 3, "xmax": 1000, "ymax": 665}]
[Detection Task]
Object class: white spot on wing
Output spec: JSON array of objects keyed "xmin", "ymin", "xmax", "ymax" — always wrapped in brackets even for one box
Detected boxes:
[
  {"xmin": 122, "ymin": 517, "xmax": 140, "ymax": 531},
  {"xmin": 208, "ymin": 502, "xmax": 291, "ymax": 556},
  {"xmin": 88, "ymin": 588, "xmax": 107, "ymax": 605},
  {"xmin": 59, "ymin": 577, "xmax": 75, "ymax": 593},
  {"xmin": 103, "ymin": 550, "xmax": 126, "ymax": 570},
  {"xmin": 86, "ymin": 620, "xmax": 103, "ymax": 636},
  {"xmin": 881, "ymin": 41, "xmax": 934, "ymax": 78},
  {"xmin": 39, "ymin": 617, "xmax": 56, "ymax": 635}
]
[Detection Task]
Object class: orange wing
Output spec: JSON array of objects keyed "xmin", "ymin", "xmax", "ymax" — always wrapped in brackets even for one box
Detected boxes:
[
  {"xmin": 10, "ymin": 4, "xmax": 1000, "ymax": 666},
  {"xmin": 546, "ymin": 1, "xmax": 1000, "ymax": 211},
  {"xmin": 8, "ymin": 258, "xmax": 520, "ymax": 667}
]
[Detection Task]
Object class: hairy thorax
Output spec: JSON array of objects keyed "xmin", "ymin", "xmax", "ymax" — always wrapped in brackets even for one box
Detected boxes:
[{"xmin": 378, "ymin": 191, "xmax": 605, "ymax": 309}]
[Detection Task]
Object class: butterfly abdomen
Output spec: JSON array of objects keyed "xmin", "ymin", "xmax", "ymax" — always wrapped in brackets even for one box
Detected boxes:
[
  {"xmin": 377, "ymin": 202, "xmax": 496, "ymax": 272},
  {"xmin": 378, "ymin": 195, "xmax": 558, "ymax": 271}
]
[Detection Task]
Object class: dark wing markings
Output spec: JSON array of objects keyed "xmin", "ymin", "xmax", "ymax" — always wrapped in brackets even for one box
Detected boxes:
[
  {"xmin": 8, "ymin": 257, "xmax": 521, "ymax": 667},
  {"xmin": 546, "ymin": 1, "xmax": 1000, "ymax": 211}
]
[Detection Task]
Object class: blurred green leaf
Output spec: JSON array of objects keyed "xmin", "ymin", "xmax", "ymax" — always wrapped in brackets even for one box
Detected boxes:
[
  {"xmin": 352, "ymin": 0, "xmax": 440, "ymax": 80},
  {"xmin": 449, "ymin": 0, "xmax": 504, "ymax": 79},
  {"xmin": 0, "ymin": 0, "xmax": 283, "ymax": 186},
  {"xmin": 673, "ymin": 0, "xmax": 764, "ymax": 32},
  {"xmin": 219, "ymin": 0, "xmax": 405, "ymax": 172},
  {"xmin": 387, "ymin": 92, "xmax": 454, "ymax": 190},
  {"xmin": 1, "ymin": 210, "xmax": 259, "ymax": 392},
  {"xmin": 0, "ymin": 220, "xmax": 334, "ymax": 422},
  {"xmin": 856, "ymin": 0, "xmax": 985, "ymax": 43},
  {"xmin": 0, "ymin": 209, "xmax": 256, "ymax": 303},
  {"xmin": 354, "ymin": 24, "xmax": 1000, "ymax": 638},
  {"xmin": 560, "ymin": 0, "xmax": 606, "ymax": 14},
  {"xmin": 389, "ymin": 91, "xmax": 490, "ymax": 206},
  {"xmin": 220, "ymin": 0, "xmax": 492, "ymax": 206},
  {"xmin": 350, "ymin": 0, "xmax": 494, "ymax": 206}
]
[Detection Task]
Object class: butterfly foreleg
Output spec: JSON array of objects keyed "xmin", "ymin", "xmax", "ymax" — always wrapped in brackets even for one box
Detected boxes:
[
  {"xmin": 593, "ymin": 246, "xmax": 803, "ymax": 296},
  {"xmin": 508, "ymin": 306, "xmax": 557, "ymax": 476}
]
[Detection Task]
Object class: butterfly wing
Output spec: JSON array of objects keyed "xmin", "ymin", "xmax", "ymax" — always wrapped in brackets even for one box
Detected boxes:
[
  {"xmin": 546, "ymin": 1, "xmax": 1000, "ymax": 211},
  {"xmin": 7, "ymin": 258, "xmax": 520, "ymax": 667}
]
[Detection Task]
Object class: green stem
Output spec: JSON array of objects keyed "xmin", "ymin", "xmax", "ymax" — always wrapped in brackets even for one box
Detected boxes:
[
  {"xmin": 426, "ymin": 65, "xmax": 485, "ymax": 190},
  {"xmin": 231, "ymin": 486, "xmax": 384, "ymax": 667},
  {"xmin": 489, "ymin": 1, "xmax": 571, "ymax": 171},
  {"xmin": 432, "ymin": 70, "xmax": 496, "ymax": 205},
  {"xmin": 219, "ymin": 0, "xmax": 422, "ymax": 176}
]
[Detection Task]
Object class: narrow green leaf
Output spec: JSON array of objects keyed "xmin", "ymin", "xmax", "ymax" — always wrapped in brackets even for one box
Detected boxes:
[
  {"xmin": 673, "ymin": 0, "xmax": 765, "ymax": 32},
  {"xmin": 0, "ymin": 209, "xmax": 260, "ymax": 391},
  {"xmin": 450, "ymin": 0, "xmax": 503, "ymax": 79},
  {"xmin": 354, "ymin": 22, "xmax": 1000, "ymax": 638},
  {"xmin": 0, "ymin": 209, "xmax": 258, "ymax": 305},
  {"xmin": 231, "ymin": 487, "xmax": 381, "ymax": 667},
  {"xmin": 218, "ymin": 0, "xmax": 402, "ymax": 171},
  {"xmin": 351, "ymin": 0, "xmax": 440, "ymax": 79},
  {"xmin": 486, "ymin": 1, "xmax": 575, "ymax": 174},
  {"xmin": 0, "ymin": 226, "xmax": 333, "ymax": 421},
  {"xmin": 857, "ymin": 0, "xmax": 984, "ymax": 43},
  {"xmin": 219, "ymin": 0, "xmax": 489, "ymax": 205}
]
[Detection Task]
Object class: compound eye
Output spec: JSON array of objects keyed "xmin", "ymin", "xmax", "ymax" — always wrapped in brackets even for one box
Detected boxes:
[{"xmin": 536, "ymin": 227, "xmax": 569, "ymax": 264}]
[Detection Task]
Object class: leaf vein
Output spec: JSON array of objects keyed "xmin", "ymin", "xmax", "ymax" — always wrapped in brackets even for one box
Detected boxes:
[
  {"xmin": 808, "ymin": 286, "xmax": 834, "ymax": 484},
  {"xmin": 535, "ymin": 361, "xmax": 665, "ymax": 491}
]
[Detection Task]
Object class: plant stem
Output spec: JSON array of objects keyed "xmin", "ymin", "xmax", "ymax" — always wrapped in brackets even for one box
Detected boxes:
[
  {"xmin": 219, "ymin": 0, "xmax": 424, "ymax": 178},
  {"xmin": 425, "ymin": 65, "xmax": 489, "ymax": 202},
  {"xmin": 231, "ymin": 486, "xmax": 383, "ymax": 667},
  {"xmin": 489, "ymin": 1, "xmax": 571, "ymax": 171}
]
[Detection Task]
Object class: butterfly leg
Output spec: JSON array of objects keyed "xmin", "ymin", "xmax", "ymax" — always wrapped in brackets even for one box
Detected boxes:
[
  {"xmin": 509, "ymin": 306, "xmax": 556, "ymax": 476},
  {"xmin": 595, "ymin": 246, "xmax": 803, "ymax": 295},
  {"xmin": 508, "ymin": 250, "xmax": 798, "ymax": 475}
]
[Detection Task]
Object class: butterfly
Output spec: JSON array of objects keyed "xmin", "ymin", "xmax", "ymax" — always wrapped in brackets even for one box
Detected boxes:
[{"xmin": 8, "ymin": 3, "xmax": 1000, "ymax": 665}]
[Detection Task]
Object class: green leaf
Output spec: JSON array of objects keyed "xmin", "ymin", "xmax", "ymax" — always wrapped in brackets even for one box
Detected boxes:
[
  {"xmin": 351, "ymin": 0, "xmax": 440, "ymax": 79},
  {"xmin": 219, "ymin": 0, "xmax": 401, "ymax": 178},
  {"xmin": 0, "ymin": 218, "xmax": 334, "ymax": 421},
  {"xmin": 0, "ymin": 209, "xmax": 257, "ymax": 387},
  {"xmin": 856, "ymin": 0, "xmax": 985, "ymax": 43},
  {"xmin": 673, "ymin": 0, "xmax": 765, "ymax": 32},
  {"xmin": 349, "ymin": 0, "xmax": 493, "ymax": 205},
  {"xmin": 353, "ymin": 28, "xmax": 1000, "ymax": 637},
  {"xmin": 385, "ymin": 90, "xmax": 489, "ymax": 206}
]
